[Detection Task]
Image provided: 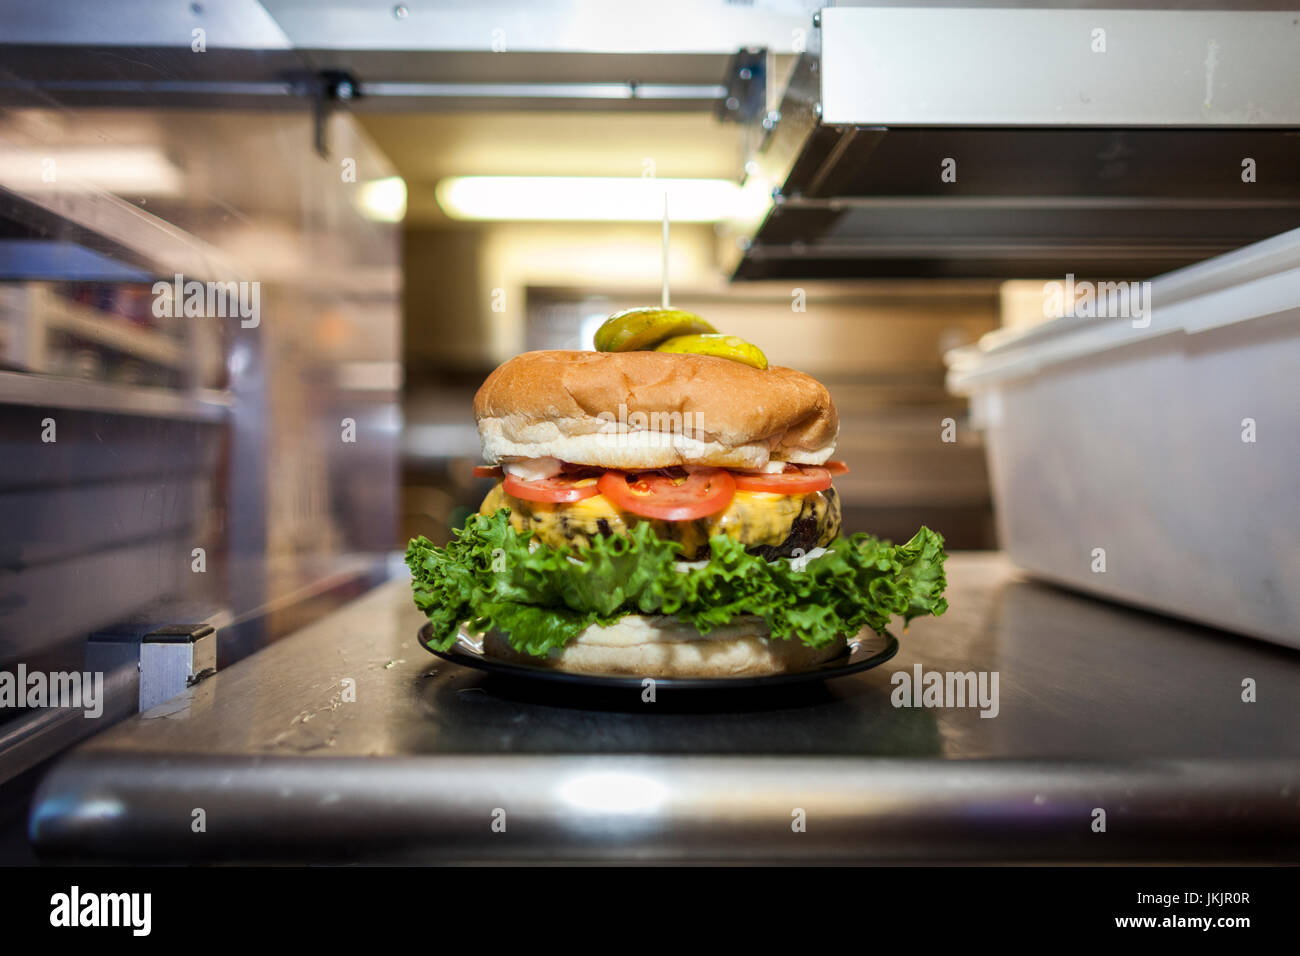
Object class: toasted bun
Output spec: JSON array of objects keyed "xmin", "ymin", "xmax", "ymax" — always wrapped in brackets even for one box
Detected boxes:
[
  {"xmin": 473, "ymin": 350, "xmax": 838, "ymax": 470},
  {"xmin": 482, "ymin": 615, "xmax": 845, "ymax": 678}
]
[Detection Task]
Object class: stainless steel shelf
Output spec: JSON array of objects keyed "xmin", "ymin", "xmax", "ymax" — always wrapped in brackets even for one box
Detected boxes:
[
  {"xmin": 0, "ymin": 186, "xmax": 250, "ymax": 285},
  {"xmin": 726, "ymin": 8, "xmax": 1300, "ymax": 280},
  {"xmin": 0, "ymin": 370, "xmax": 230, "ymax": 422},
  {"xmin": 820, "ymin": 8, "xmax": 1300, "ymax": 128},
  {"xmin": 27, "ymin": 557, "xmax": 1300, "ymax": 863}
]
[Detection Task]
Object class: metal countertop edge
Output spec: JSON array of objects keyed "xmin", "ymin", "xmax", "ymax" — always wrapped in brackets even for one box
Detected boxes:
[{"xmin": 28, "ymin": 753, "xmax": 1300, "ymax": 863}]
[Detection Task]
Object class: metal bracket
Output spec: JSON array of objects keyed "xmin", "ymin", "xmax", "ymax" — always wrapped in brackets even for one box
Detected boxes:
[
  {"xmin": 715, "ymin": 48, "xmax": 768, "ymax": 124},
  {"xmin": 303, "ymin": 70, "xmax": 362, "ymax": 159},
  {"xmin": 138, "ymin": 625, "xmax": 218, "ymax": 712},
  {"xmin": 88, "ymin": 620, "xmax": 220, "ymax": 714}
]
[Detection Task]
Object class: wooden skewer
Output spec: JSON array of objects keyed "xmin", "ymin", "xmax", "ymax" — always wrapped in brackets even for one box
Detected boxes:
[{"xmin": 661, "ymin": 191, "xmax": 670, "ymax": 309}]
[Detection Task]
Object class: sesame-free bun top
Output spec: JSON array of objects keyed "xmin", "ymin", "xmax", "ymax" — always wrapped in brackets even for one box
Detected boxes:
[{"xmin": 473, "ymin": 350, "xmax": 838, "ymax": 471}]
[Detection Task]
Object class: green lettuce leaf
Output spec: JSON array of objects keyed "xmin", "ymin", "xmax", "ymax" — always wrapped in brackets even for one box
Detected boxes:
[{"xmin": 405, "ymin": 509, "xmax": 948, "ymax": 657}]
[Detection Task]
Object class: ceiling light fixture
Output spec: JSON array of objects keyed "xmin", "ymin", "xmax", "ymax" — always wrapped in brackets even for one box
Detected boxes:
[
  {"xmin": 356, "ymin": 176, "xmax": 408, "ymax": 222},
  {"xmin": 435, "ymin": 175, "xmax": 742, "ymax": 222}
]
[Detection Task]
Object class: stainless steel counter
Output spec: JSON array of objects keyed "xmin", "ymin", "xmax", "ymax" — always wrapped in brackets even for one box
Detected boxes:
[{"xmin": 28, "ymin": 554, "xmax": 1300, "ymax": 862}]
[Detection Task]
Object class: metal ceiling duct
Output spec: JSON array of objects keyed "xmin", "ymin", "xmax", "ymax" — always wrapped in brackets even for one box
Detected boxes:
[{"xmin": 724, "ymin": 6, "xmax": 1300, "ymax": 280}]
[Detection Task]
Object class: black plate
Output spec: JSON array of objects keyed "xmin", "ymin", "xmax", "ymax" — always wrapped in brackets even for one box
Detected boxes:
[{"xmin": 416, "ymin": 622, "xmax": 899, "ymax": 691}]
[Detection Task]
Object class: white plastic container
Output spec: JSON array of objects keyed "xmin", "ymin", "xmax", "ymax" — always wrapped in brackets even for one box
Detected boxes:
[{"xmin": 946, "ymin": 228, "xmax": 1300, "ymax": 647}]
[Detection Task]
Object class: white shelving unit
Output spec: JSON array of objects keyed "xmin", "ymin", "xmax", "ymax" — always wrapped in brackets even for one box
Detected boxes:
[
  {"xmin": 0, "ymin": 282, "xmax": 230, "ymax": 420},
  {"xmin": 0, "ymin": 283, "xmax": 185, "ymax": 371},
  {"xmin": 38, "ymin": 287, "xmax": 187, "ymax": 369}
]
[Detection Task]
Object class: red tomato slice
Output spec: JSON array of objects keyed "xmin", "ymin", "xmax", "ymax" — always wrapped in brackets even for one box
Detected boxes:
[
  {"xmin": 732, "ymin": 465, "xmax": 832, "ymax": 494},
  {"xmin": 597, "ymin": 468, "xmax": 736, "ymax": 521},
  {"xmin": 472, "ymin": 465, "xmax": 504, "ymax": 479},
  {"xmin": 823, "ymin": 460, "xmax": 850, "ymax": 475},
  {"xmin": 503, "ymin": 473, "xmax": 600, "ymax": 503}
]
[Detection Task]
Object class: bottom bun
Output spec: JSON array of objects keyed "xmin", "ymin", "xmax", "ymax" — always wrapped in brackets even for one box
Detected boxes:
[{"xmin": 482, "ymin": 614, "xmax": 846, "ymax": 678}]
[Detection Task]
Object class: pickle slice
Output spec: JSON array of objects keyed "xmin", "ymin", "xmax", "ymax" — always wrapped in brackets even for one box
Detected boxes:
[
  {"xmin": 654, "ymin": 333, "xmax": 769, "ymax": 369},
  {"xmin": 593, "ymin": 307, "xmax": 716, "ymax": 352}
]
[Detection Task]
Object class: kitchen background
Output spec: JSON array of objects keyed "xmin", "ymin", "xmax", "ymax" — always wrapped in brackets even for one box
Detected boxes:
[{"xmin": 2, "ymin": 1, "xmax": 1298, "ymax": 853}]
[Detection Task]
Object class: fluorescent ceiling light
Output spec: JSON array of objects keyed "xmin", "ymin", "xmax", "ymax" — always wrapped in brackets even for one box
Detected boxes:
[
  {"xmin": 436, "ymin": 176, "xmax": 742, "ymax": 222},
  {"xmin": 356, "ymin": 176, "xmax": 407, "ymax": 222},
  {"xmin": 0, "ymin": 146, "xmax": 185, "ymax": 196}
]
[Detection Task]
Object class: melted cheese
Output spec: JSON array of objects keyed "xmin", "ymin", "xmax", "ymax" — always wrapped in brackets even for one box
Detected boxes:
[{"xmin": 479, "ymin": 483, "xmax": 840, "ymax": 560}]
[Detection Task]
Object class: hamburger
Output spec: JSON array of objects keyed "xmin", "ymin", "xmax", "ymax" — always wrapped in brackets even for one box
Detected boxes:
[{"xmin": 406, "ymin": 311, "xmax": 948, "ymax": 678}]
